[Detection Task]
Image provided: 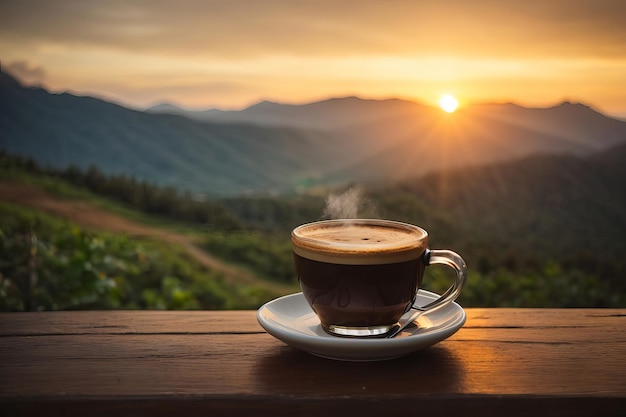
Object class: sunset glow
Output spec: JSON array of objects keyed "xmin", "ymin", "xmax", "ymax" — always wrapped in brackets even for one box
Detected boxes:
[
  {"xmin": 0, "ymin": 0, "xmax": 625, "ymax": 117},
  {"xmin": 439, "ymin": 95, "xmax": 459, "ymax": 113}
]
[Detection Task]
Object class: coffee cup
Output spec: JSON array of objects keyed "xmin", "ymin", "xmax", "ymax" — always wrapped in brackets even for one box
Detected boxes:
[{"xmin": 292, "ymin": 219, "xmax": 467, "ymax": 337}]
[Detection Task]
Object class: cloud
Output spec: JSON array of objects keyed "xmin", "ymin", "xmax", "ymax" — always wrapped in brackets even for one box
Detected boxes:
[
  {"xmin": 1, "ymin": 0, "xmax": 625, "ymax": 60},
  {"xmin": 1, "ymin": 0, "xmax": 624, "ymax": 116},
  {"xmin": 3, "ymin": 60, "xmax": 47, "ymax": 85}
]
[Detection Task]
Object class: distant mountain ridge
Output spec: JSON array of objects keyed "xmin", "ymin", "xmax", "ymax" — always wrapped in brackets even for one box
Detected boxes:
[
  {"xmin": 0, "ymin": 70, "xmax": 348, "ymax": 195},
  {"xmin": 467, "ymin": 101, "xmax": 626, "ymax": 150},
  {"xmin": 2, "ymin": 69, "xmax": 626, "ymax": 196},
  {"xmin": 147, "ymin": 97, "xmax": 626, "ymax": 151},
  {"xmin": 147, "ymin": 96, "xmax": 429, "ymax": 130}
]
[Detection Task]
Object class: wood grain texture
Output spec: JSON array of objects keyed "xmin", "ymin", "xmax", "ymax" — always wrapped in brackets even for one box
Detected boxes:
[{"xmin": 1, "ymin": 309, "xmax": 625, "ymax": 416}]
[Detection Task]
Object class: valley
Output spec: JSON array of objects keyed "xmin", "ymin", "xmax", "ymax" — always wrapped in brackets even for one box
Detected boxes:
[{"xmin": 2, "ymin": 67, "xmax": 626, "ymax": 311}]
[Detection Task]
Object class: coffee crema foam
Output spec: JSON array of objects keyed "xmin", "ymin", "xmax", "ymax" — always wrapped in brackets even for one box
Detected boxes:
[{"xmin": 292, "ymin": 219, "xmax": 428, "ymax": 265}]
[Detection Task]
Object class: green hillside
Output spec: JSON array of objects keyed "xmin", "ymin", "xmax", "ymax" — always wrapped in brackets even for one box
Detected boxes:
[
  {"xmin": 0, "ymin": 202, "xmax": 287, "ymax": 312},
  {"xmin": 2, "ymin": 141, "xmax": 625, "ymax": 310},
  {"xmin": 4, "ymin": 69, "xmax": 626, "ymax": 197},
  {"xmin": 224, "ymin": 145, "xmax": 626, "ymax": 308},
  {"xmin": 0, "ymin": 70, "xmax": 344, "ymax": 195}
]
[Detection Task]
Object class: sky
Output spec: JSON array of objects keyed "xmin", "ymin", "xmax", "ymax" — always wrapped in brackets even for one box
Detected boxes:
[{"xmin": 1, "ymin": 0, "xmax": 626, "ymax": 118}]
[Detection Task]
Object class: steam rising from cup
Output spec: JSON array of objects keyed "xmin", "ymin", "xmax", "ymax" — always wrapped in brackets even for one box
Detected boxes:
[{"xmin": 322, "ymin": 186, "xmax": 377, "ymax": 219}]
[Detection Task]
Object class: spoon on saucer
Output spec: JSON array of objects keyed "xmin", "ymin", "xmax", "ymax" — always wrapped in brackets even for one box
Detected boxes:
[
  {"xmin": 386, "ymin": 307, "xmax": 426, "ymax": 338},
  {"xmin": 388, "ymin": 279, "xmax": 460, "ymax": 337}
]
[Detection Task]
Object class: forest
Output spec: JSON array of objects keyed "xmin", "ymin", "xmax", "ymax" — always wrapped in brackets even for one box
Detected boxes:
[{"xmin": 1, "ymin": 150, "xmax": 625, "ymax": 311}]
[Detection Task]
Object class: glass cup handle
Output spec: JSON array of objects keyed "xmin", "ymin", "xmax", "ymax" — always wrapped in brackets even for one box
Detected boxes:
[
  {"xmin": 416, "ymin": 249, "xmax": 467, "ymax": 312},
  {"xmin": 387, "ymin": 249, "xmax": 467, "ymax": 337}
]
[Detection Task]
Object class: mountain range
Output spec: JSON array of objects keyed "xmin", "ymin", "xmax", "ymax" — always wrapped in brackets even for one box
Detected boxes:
[{"xmin": 2, "ymin": 69, "xmax": 626, "ymax": 196}]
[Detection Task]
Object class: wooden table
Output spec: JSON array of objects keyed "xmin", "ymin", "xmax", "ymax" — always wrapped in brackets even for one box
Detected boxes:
[{"xmin": 1, "ymin": 309, "xmax": 625, "ymax": 416}]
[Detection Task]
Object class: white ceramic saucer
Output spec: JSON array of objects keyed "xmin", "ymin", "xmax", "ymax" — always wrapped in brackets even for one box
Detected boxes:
[{"xmin": 257, "ymin": 290, "xmax": 466, "ymax": 361}]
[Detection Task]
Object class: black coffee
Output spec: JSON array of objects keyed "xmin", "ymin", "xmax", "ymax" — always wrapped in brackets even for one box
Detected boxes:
[
  {"xmin": 294, "ymin": 254, "xmax": 424, "ymax": 327},
  {"xmin": 292, "ymin": 220, "xmax": 428, "ymax": 332}
]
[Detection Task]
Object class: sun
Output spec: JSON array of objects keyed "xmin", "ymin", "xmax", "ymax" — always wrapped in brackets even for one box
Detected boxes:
[{"xmin": 439, "ymin": 94, "xmax": 459, "ymax": 113}]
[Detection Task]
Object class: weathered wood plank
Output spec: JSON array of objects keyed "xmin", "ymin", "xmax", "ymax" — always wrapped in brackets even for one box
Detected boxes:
[
  {"xmin": 1, "ymin": 309, "xmax": 625, "ymax": 417},
  {"xmin": 0, "ymin": 310, "xmax": 261, "ymax": 335},
  {"xmin": 1, "ymin": 308, "xmax": 624, "ymax": 335},
  {"xmin": 3, "ymin": 396, "xmax": 625, "ymax": 417},
  {"xmin": 1, "ymin": 332, "xmax": 624, "ymax": 396}
]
